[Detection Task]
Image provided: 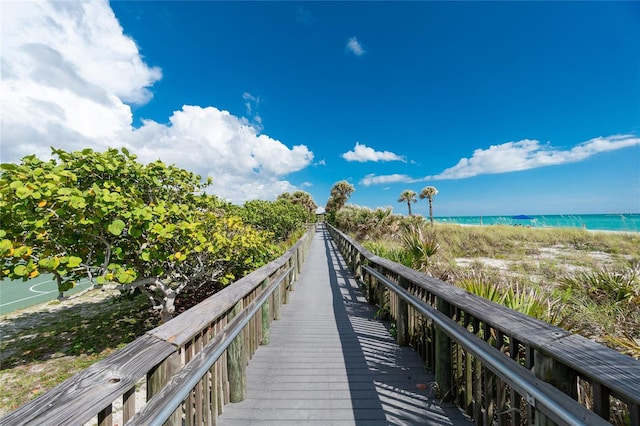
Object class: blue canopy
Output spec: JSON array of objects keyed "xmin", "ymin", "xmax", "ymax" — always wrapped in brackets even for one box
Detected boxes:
[{"xmin": 512, "ymin": 215, "xmax": 534, "ymax": 220}]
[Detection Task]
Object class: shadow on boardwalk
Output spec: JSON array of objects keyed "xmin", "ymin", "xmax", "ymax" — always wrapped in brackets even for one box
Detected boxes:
[{"xmin": 218, "ymin": 225, "xmax": 471, "ymax": 425}]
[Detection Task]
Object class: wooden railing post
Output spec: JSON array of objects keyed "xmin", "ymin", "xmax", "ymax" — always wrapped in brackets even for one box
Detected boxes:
[
  {"xmin": 377, "ymin": 266, "xmax": 387, "ymax": 314},
  {"xmin": 147, "ymin": 352, "xmax": 182, "ymax": 425},
  {"xmin": 274, "ymin": 269, "xmax": 282, "ymax": 319},
  {"xmin": 435, "ymin": 297, "xmax": 453, "ymax": 402},
  {"xmin": 228, "ymin": 300, "xmax": 246, "ymax": 403},
  {"xmin": 354, "ymin": 252, "xmax": 362, "ymax": 280},
  {"xmin": 534, "ymin": 350, "xmax": 578, "ymax": 426},
  {"xmin": 283, "ymin": 259, "xmax": 292, "ymax": 304},
  {"xmin": 261, "ymin": 278, "xmax": 270, "ymax": 345},
  {"xmin": 396, "ymin": 276, "xmax": 410, "ymax": 346}
]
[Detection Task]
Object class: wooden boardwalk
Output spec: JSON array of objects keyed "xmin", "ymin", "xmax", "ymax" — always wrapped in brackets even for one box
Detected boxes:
[{"xmin": 218, "ymin": 225, "xmax": 471, "ymax": 426}]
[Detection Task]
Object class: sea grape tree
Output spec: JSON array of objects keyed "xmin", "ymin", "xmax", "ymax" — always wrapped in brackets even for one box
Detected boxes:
[
  {"xmin": 239, "ymin": 198, "xmax": 309, "ymax": 242},
  {"xmin": 0, "ymin": 148, "xmax": 275, "ymax": 321}
]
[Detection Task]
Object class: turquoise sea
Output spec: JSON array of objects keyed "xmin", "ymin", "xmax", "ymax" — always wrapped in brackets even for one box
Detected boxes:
[{"xmin": 435, "ymin": 213, "xmax": 640, "ymax": 233}]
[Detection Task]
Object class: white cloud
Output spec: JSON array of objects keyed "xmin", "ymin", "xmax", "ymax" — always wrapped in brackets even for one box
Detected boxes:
[
  {"xmin": 128, "ymin": 106, "xmax": 313, "ymax": 202},
  {"xmin": 346, "ymin": 37, "xmax": 366, "ymax": 56},
  {"xmin": 242, "ymin": 91, "xmax": 263, "ymax": 130},
  {"xmin": 342, "ymin": 142, "xmax": 405, "ymax": 162},
  {"xmin": 1, "ymin": 0, "xmax": 313, "ymax": 204},
  {"xmin": 360, "ymin": 135, "xmax": 640, "ymax": 185},
  {"xmin": 429, "ymin": 135, "xmax": 640, "ymax": 180},
  {"xmin": 361, "ymin": 173, "xmax": 416, "ymax": 186},
  {"xmin": 1, "ymin": 0, "xmax": 159, "ymax": 161}
]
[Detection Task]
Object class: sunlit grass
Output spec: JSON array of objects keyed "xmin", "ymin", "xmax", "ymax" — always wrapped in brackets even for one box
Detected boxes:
[
  {"xmin": 0, "ymin": 290, "xmax": 160, "ymax": 414},
  {"xmin": 362, "ymin": 222, "xmax": 640, "ymax": 358}
]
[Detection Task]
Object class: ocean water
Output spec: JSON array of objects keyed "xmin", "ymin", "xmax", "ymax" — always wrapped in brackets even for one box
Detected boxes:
[{"xmin": 435, "ymin": 213, "xmax": 640, "ymax": 233}]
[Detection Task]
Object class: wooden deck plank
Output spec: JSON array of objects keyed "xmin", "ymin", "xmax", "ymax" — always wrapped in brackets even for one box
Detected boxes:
[{"xmin": 218, "ymin": 225, "xmax": 471, "ymax": 426}]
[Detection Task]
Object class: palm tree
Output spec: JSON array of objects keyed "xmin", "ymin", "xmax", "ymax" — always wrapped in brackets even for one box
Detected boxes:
[
  {"xmin": 279, "ymin": 190, "xmax": 318, "ymax": 218},
  {"xmin": 419, "ymin": 186, "xmax": 438, "ymax": 226},
  {"xmin": 326, "ymin": 180, "xmax": 354, "ymax": 224},
  {"xmin": 398, "ymin": 190, "xmax": 417, "ymax": 216}
]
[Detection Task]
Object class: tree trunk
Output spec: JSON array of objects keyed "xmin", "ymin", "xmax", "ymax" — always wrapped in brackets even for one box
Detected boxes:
[
  {"xmin": 429, "ymin": 201, "xmax": 434, "ymax": 226},
  {"xmin": 161, "ymin": 292, "xmax": 176, "ymax": 323}
]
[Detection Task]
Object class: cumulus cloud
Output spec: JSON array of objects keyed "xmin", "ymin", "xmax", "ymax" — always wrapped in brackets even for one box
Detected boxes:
[
  {"xmin": 361, "ymin": 135, "xmax": 640, "ymax": 185},
  {"xmin": 128, "ymin": 105, "xmax": 313, "ymax": 202},
  {"xmin": 346, "ymin": 37, "xmax": 366, "ymax": 56},
  {"xmin": 342, "ymin": 142, "xmax": 405, "ymax": 162},
  {"xmin": 242, "ymin": 92, "xmax": 263, "ymax": 131},
  {"xmin": 429, "ymin": 135, "xmax": 640, "ymax": 180},
  {"xmin": 1, "ymin": 0, "xmax": 160, "ymax": 161},
  {"xmin": 361, "ymin": 173, "xmax": 416, "ymax": 186},
  {"xmin": 1, "ymin": 0, "xmax": 313, "ymax": 203}
]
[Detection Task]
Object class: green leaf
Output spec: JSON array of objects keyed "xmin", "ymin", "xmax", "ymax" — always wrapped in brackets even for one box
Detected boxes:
[
  {"xmin": 108, "ymin": 219, "xmax": 126, "ymax": 236},
  {"xmin": 116, "ymin": 272, "xmax": 135, "ymax": 284},
  {"xmin": 67, "ymin": 256, "xmax": 82, "ymax": 268},
  {"xmin": 38, "ymin": 257, "xmax": 60, "ymax": 270},
  {"xmin": 14, "ymin": 265, "xmax": 27, "ymax": 276},
  {"xmin": 15, "ymin": 186, "xmax": 32, "ymax": 199},
  {"xmin": 0, "ymin": 239, "xmax": 11, "ymax": 254},
  {"xmin": 1, "ymin": 163, "xmax": 18, "ymax": 171},
  {"xmin": 69, "ymin": 196, "xmax": 86, "ymax": 209}
]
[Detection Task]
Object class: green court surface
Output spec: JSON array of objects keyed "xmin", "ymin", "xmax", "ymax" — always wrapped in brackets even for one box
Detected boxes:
[{"xmin": 0, "ymin": 275, "xmax": 92, "ymax": 315}]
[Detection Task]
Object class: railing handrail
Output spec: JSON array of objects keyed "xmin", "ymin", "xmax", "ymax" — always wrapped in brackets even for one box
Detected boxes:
[
  {"xmin": 364, "ymin": 265, "xmax": 608, "ymax": 426},
  {"xmin": 0, "ymin": 224, "xmax": 316, "ymax": 426},
  {"xmin": 326, "ymin": 223, "xmax": 640, "ymax": 425},
  {"xmin": 127, "ymin": 264, "xmax": 292, "ymax": 425}
]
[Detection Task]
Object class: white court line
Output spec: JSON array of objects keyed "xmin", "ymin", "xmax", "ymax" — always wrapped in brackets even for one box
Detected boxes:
[
  {"xmin": 0, "ymin": 280, "xmax": 92, "ymax": 308},
  {"xmin": 0, "ymin": 291, "xmax": 57, "ymax": 307},
  {"xmin": 30, "ymin": 281, "xmax": 56, "ymax": 294}
]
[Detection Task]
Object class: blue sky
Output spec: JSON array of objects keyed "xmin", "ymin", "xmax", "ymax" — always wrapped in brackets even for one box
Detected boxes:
[{"xmin": 2, "ymin": 1, "xmax": 639, "ymax": 216}]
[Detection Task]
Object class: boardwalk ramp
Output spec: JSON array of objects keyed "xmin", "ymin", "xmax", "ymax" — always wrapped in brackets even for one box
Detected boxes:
[{"xmin": 218, "ymin": 224, "xmax": 471, "ymax": 425}]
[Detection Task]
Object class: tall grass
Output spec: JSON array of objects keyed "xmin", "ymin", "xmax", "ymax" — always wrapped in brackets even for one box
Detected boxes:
[{"xmin": 358, "ymin": 220, "xmax": 640, "ymax": 358}]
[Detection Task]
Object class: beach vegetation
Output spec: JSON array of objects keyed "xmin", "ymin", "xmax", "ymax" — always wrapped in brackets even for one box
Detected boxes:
[
  {"xmin": 340, "ymin": 208, "xmax": 640, "ymax": 358},
  {"xmin": 277, "ymin": 190, "xmax": 318, "ymax": 220},
  {"xmin": 419, "ymin": 186, "xmax": 439, "ymax": 226},
  {"xmin": 1, "ymin": 148, "xmax": 311, "ymax": 323},
  {"xmin": 398, "ymin": 189, "xmax": 417, "ymax": 216},
  {"xmin": 325, "ymin": 180, "xmax": 354, "ymax": 224}
]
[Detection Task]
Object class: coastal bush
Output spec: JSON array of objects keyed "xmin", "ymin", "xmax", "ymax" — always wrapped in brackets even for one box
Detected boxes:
[
  {"xmin": 560, "ymin": 264, "xmax": 640, "ymax": 305},
  {"xmin": 335, "ymin": 205, "xmax": 402, "ymax": 240},
  {"xmin": 0, "ymin": 148, "xmax": 279, "ymax": 322},
  {"xmin": 354, "ymin": 221, "xmax": 640, "ymax": 357},
  {"xmin": 238, "ymin": 198, "xmax": 308, "ymax": 242},
  {"xmin": 400, "ymin": 225, "xmax": 439, "ymax": 271}
]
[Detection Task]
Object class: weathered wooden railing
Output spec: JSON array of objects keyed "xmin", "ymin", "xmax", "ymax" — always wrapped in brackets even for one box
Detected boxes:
[
  {"xmin": 0, "ymin": 224, "xmax": 316, "ymax": 426},
  {"xmin": 327, "ymin": 223, "xmax": 640, "ymax": 426}
]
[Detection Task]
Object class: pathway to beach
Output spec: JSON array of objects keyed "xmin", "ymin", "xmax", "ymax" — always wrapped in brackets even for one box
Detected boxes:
[{"xmin": 217, "ymin": 225, "xmax": 471, "ymax": 425}]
